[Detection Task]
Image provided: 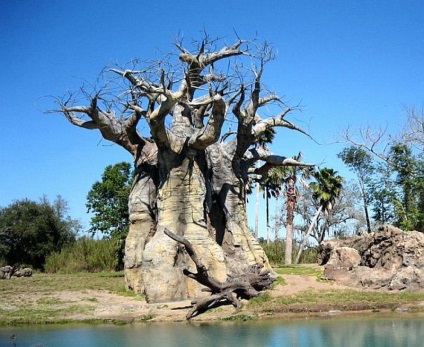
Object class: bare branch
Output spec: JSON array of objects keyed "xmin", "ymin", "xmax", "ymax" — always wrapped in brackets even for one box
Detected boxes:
[
  {"xmin": 253, "ymin": 111, "xmax": 313, "ymax": 141},
  {"xmin": 189, "ymin": 95, "xmax": 227, "ymax": 150},
  {"xmin": 246, "ymin": 146, "xmax": 314, "ymax": 180},
  {"xmin": 341, "ymin": 124, "xmax": 391, "ymax": 162},
  {"xmin": 402, "ymin": 106, "xmax": 424, "ymax": 151}
]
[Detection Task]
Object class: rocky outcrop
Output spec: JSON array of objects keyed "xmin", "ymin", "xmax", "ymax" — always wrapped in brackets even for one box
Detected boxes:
[{"xmin": 318, "ymin": 225, "xmax": 424, "ymax": 290}]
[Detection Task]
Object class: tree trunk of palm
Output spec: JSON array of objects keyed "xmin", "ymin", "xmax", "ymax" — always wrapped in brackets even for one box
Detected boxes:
[
  {"xmin": 274, "ymin": 195, "xmax": 279, "ymax": 240},
  {"xmin": 294, "ymin": 205, "xmax": 323, "ymax": 264},
  {"xmin": 266, "ymin": 186, "xmax": 270, "ymax": 243},
  {"xmin": 285, "ymin": 223, "xmax": 293, "ymax": 265},
  {"xmin": 285, "ymin": 177, "xmax": 296, "ymax": 265},
  {"xmin": 255, "ymin": 180, "xmax": 260, "ymax": 239},
  {"xmin": 359, "ymin": 183, "xmax": 372, "ymax": 232}
]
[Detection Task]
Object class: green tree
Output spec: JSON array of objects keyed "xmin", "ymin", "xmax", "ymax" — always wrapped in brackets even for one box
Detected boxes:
[
  {"xmin": 338, "ymin": 146, "xmax": 374, "ymax": 232},
  {"xmin": 389, "ymin": 143, "xmax": 424, "ymax": 231},
  {"xmin": 368, "ymin": 163, "xmax": 397, "ymax": 225},
  {"xmin": 0, "ymin": 196, "xmax": 78, "ymax": 269},
  {"xmin": 295, "ymin": 168, "xmax": 343, "ymax": 264},
  {"xmin": 86, "ymin": 162, "xmax": 133, "ymax": 269}
]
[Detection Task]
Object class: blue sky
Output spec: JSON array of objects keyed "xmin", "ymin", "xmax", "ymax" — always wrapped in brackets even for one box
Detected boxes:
[{"xmin": 1, "ymin": 1, "xmax": 423, "ymax": 237}]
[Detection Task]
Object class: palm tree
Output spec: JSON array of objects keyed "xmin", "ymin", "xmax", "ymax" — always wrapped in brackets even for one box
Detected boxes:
[
  {"xmin": 268, "ymin": 153, "xmax": 312, "ymax": 264},
  {"xmin": 254, "ymin": 127, "xmax": 276, "ymax": 241},
  {"xmin": 263, "ymin": 167, "xmax": 284, "ymax": 243},
  {"xmin": 294, "ymin": 167, "xmax": 343, "ymax": 264}
]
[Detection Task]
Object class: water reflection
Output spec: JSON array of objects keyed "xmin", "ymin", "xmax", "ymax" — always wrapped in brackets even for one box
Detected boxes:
[{"xmin": 1, "ymin": 315, "xmax": 424, "ymax": 347}]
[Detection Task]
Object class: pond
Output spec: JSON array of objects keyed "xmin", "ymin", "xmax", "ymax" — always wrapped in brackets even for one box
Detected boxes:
[{"xmin": 1, "ymin": 314, "xmax": 424, "ymax": 347}]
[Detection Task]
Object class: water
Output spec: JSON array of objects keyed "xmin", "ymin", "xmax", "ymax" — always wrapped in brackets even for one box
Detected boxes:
[{"xmin": 1, "ymin": 315, "xmax": 424, "ymax": 347}]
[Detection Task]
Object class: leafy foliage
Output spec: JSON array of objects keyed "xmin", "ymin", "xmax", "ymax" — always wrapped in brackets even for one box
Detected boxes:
[
  {"xmin": 0, "ymin": 196, "xmax": 79, "ymax": 269},
  {"xmin": 260, "ymin": 239, "xmax": 318, "ymax": 265},
  {"xmin": 86, "ymin": 162, "xmax": 133, "ymax": 269},
  {"xmin": 310, "ymin": 167, "xmax": 344, "ymax": 218},
  {"xmin": 86, "ymin": 162, "xmax": 132, "ymax": 237},
  {"xmin": 341, "ymin": 109, "xmax": 424, "ymax": 233},
  {"xmin": 339, "ymin": 141, "xmax": 424, "ymax": 232},
  {"xmin": 388, "ymin": 143, "xmax": 424, "ymax": 231},
  {"xmin": 338, "ymin": 146, "xmax": 374, "ymax": 232}
]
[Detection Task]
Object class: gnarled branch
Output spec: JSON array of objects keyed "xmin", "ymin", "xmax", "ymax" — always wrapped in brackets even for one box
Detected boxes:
[{"xmin": 164, "ymin": 228, "xmax": 274, "ymax": 319}]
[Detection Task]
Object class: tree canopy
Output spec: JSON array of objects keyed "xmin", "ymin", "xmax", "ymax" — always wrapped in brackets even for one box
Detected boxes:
[
  {"xmin": 86, "ymin": 162, "xmax": 132, "ymax": 238},
  {"xmin": 0, "ymin": 196, "xmax": 79, "ymax": 269},
  {"xmin": 342, "ymin": 111, "xmax": 424, "ymax": 233},
  {"xmin": 86, "ymin": 162, "xmax": 133, "ymax": 269}
]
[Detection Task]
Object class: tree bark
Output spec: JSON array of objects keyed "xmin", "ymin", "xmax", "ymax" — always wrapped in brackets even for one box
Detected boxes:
[{"xmin": 285, "ymin": 176, "xmax": 296, "ymax": 265}]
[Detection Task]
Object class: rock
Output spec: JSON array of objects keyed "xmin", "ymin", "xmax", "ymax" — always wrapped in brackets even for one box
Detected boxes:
[
  {"xmin": 0, "ymin": 266, "xmax": 13, "ymax": 279},
  {"xmin": 323, "ymin": 247, "xmax": 361, "ymax": 283},
  {"xmin": 14, "ymin": 268, "xmax": 33, "ymax": 277},
  {"xmin": 318, "ymin": 225, "xmax": 424, "ymax": 291}
]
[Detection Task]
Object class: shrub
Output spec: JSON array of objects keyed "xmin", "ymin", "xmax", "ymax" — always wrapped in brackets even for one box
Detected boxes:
[
  {"xmin": 45, "ymin": 237, "xmax": 118, "ymax": 273},
  {"xmin": 260, "ymin": 239, "xmax": 318, "ymax": 265}
]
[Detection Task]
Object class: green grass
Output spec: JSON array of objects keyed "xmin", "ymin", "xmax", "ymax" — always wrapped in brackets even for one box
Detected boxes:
[
  {"xmin": 0, "ymin": 272, "xmax": 126, "ymax": 294},
  {"xmin": 249, "ymin": 288, "xmax": 424, "ymax": 314},
  {"xmin": 272, "ymin": 276, "xmax": 287, "ymax": 287},
  {"xmin": 249, "ymin": 291, "xmax": 272, "ymax": 305},
  {"xmin": 274, "ymin": 264, "xmax": 323, "ymax": 277},
  {"xmin": 0, "ymin": 272, "xmax": 129, "ymax": 325}
]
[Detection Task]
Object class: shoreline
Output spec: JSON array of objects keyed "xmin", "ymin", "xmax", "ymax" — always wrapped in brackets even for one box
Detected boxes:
[{"xmin": 1, "ymin": 270, "xmax": 424, "ymax": 326}]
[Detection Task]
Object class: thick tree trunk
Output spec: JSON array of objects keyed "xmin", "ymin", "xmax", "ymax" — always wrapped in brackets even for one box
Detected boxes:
[
  {"xmin": 124, "ymin": 142, "xmax": 158, "ymax": 294},
  {"xmin": 141, "ymin": 151, "xmax": 227, "ymax": 302},
  {"xmin": 124, "ymin": 168, "xmax": 157, "ymax": 293},
  {"xmin": 125, "ymin": 142, "xmax": 273, "ymax": 302}
]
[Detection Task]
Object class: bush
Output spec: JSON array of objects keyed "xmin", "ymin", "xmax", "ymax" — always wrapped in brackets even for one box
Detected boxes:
[
  {"xmin": 45, "ymin": 237, "xmax": 118, "ymax": 273},
  {"xmin": 261, "ymin": 240, "xmax": 286, "ymax": 265},
  {"xmin": 261, "ymin": 240, "xmax": 318, "ymax": 265}
]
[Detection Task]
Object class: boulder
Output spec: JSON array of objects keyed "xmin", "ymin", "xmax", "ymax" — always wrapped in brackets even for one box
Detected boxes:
[
  {"xmin": 14, "ymin": 268, "xmax": 33, "ymax": 277},
  {"xmin": 318, "ymin": 225, "xmax": 424, "ymax": 291},
  {"xmin": 0, "ymin": 266, "xmax": 13, "ymax": 279}
]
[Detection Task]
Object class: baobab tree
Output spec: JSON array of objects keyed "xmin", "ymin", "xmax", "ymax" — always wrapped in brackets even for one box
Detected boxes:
[{"xmin": 53, "ymin": 35, "xmax": 312, "ymax": 303}]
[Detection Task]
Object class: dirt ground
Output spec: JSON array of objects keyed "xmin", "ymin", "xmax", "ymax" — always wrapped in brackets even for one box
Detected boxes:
[{"xmin": 44, "ymin": 274, "xmax": 355, "ymax": 323}]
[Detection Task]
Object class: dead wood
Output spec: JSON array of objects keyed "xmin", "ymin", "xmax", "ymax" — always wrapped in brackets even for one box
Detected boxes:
[{"xmin": 164, "ymin": 228, "xmax": 275, "ymax": 319}]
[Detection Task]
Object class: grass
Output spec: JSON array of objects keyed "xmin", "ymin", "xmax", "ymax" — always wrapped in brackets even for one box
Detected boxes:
[
  {"xmin": 0, "ymin": 272, "xmax": 126, "ymax": 293},
  {"xmin": 247, "ymin": 264, "xmax": 424, "ymax": 315},
  {"xmin": 0, "ymin": 272, "xmax": 129, "ymax": 325},
  {"xmin": 274, "ymin": 264, "xmax": 324, "ymax": 277},
  {"xmin": 248, "ymin": 288, "xmax": 424, "ymax": 315}
]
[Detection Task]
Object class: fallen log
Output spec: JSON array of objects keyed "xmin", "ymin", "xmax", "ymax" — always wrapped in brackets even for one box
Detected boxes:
[{"xmin": 164, "ymin": 228, "xmax": 275, "ymax": 319}]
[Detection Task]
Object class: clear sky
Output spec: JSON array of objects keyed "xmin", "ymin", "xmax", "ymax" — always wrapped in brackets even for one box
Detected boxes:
[{"xmin": 1, "ymin": 0, "xmax": 423, "ymax": 237}]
